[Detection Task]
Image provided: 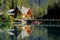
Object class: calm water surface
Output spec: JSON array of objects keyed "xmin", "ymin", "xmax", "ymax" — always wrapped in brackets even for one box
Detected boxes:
[{"xmin": 0, "ymin": 25, "xmax": 60, "ymax": 40}]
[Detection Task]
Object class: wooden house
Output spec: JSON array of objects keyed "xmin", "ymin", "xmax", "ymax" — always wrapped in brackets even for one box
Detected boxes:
[{"xmin": 9, "ymin": 6, "xmax": 22, "ymax": 18}]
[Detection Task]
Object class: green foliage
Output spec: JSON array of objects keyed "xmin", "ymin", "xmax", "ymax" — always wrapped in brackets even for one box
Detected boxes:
[
  {"xmin": 31, "ymin": 3, "xmax": 47, "ymax": 18},
  {"xmin": 17, "ymin": 0, "xmax": 30, "ymax": 7},
  {"xmin": 31, "ymin": 0, "xmax": 60, "ymax": 18},
  {"xmin": 0, "ymin": 12, "xmax": 14, "ymax": 29}
]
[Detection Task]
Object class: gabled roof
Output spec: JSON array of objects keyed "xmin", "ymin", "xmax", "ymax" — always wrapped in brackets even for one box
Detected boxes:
[
  {"xmin": 6, "ymin": 6, "xmax": 21, "ymax": 15},
  {"xmin": 8, "ymin": 9, "xmax": 15, "ymax": 15}
]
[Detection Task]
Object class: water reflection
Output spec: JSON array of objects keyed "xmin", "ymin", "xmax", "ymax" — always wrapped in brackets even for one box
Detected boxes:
[
  {"xmin": 29, "ymin": 26, "xmax": 47, "ymax": 40},
  {"xmin": 0, "ymin": 24, "xmax": 60, "ymax": 40},
  {"xmin": 47, "ymin": 27, "xmax": 60, "ymax": 40}
]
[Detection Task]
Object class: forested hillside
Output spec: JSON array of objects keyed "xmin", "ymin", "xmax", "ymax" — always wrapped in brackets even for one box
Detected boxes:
[{"xmin": 0, "ymin": 0, "xmax": 60, "ymax": 18}]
